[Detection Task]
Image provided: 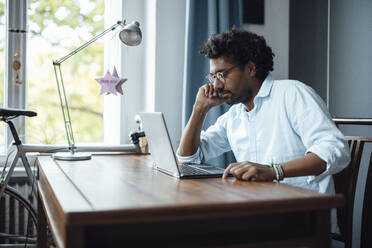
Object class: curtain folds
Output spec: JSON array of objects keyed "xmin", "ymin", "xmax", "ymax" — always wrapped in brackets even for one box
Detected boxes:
[{"xmin": 182, "ymin": 0, "xmax": 242, "ymax": 167}]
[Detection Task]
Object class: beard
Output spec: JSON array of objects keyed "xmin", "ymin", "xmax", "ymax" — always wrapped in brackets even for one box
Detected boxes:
[{"xmin": 219, "ymin": 87, "xmax": 253, "ymax": 106}]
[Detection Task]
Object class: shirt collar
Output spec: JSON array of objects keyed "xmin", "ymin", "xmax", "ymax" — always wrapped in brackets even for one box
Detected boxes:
[{"xmin": 255, "ymin": 74, "xmax": 274, "ymax": 98}]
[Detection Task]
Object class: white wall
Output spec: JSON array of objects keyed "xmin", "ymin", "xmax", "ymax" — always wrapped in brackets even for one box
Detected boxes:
[
  {"xmin": 154, "ymin": 0, "xmax": 186, "ymax": 148},
  {"xmin": 243, "ymin": 0, "xmax": 289, "ymax": 79},
  {"xmin": 104, "ymin": 0, "xmax": 146, "ymax": 144}
]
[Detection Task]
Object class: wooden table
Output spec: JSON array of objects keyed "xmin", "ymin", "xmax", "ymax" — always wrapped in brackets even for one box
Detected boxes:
[{"xmin": 37, "ymin": 154, "xmax": 343, "ymax": 248}]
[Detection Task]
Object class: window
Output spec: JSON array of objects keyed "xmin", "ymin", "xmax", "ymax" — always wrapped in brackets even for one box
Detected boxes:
[
  {"xmin": 26, "ymin": 0, "xmax": 105, "ymax": 144},
  {"xmin": 2, "ymin": 0, "xmax": 145, "ymax": 151}
]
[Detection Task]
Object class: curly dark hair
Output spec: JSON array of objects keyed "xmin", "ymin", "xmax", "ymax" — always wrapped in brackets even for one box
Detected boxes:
[{"xmin": 199, "ymin": 29, "xmax": 275, "ymax": 80}]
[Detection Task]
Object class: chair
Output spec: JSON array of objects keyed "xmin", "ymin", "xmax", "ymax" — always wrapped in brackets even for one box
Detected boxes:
[
  {"xmin": 332, "ymin": 117, "xmax": 372, "ymax": 248},
  {"xmin": 361, "ymin": 151, "xmax": 372, "ymax": 248}
]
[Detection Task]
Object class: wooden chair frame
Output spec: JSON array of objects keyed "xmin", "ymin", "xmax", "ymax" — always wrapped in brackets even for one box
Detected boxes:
[
  {"xmin": 361, "ymin": 152, "xmax": 372, "ymax": 248},
  {"xmin": 332, "ymin": 118, "xmax": 372, "ymax": 248}
]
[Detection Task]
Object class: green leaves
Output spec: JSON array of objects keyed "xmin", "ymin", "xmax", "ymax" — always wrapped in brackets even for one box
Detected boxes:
[{"xmin": 28, "ymin": 0, "xmax": 104, "ymax": 37}]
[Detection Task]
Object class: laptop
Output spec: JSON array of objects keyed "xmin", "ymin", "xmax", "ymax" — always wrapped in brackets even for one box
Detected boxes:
[{"xmin": 139, "ymin": 112, "xmax": 228, "ymax": 178}]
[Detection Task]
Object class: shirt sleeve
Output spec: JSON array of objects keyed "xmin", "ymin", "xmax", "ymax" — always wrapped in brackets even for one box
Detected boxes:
[
  {"xmin": 176, "ymin": 111, "xmax": 231, "ymax": 164},
  {"xmin": 285, "ymin": 82, "xmax": 351, "ymax": 182}
]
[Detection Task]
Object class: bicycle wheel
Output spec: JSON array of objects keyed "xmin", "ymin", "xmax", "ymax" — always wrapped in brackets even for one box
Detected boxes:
[{"xmin": 0, "ymin": 185, "xmax": 37, "ymax": 247}]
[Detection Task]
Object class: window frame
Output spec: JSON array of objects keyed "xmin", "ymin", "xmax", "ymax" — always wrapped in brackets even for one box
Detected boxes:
[{"xmin": 3, "ymin": 0, "xmax": 27, "ymax": 150}]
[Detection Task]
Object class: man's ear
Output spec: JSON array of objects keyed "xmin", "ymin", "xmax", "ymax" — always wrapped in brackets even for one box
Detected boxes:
[{"xmin": 245, "ymin": 61, "xmax": 256, "ymax": 77}]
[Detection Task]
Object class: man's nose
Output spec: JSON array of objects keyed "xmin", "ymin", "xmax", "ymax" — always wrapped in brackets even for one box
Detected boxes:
[{"xmin": 213, "ymin": 78, "xmax": 224, "ymax": 90}]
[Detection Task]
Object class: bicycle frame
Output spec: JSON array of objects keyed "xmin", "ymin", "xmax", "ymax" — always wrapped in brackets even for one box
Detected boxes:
[{"xmin": 0, "ymin": 120, "xmax": 37, "ymax": 199}]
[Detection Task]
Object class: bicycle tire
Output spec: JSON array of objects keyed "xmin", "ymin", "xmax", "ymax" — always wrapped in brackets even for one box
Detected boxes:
[{"xmin": 0, "ymin": 185, "xmax": 37, "ymax": 247}]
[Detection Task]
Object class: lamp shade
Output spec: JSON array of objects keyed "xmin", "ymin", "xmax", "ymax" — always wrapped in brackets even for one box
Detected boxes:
[{"xmin": 119, "ymin": 21, "xmax": 142, "ymax": 46}]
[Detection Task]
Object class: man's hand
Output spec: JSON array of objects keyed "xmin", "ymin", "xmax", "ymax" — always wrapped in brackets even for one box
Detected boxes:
[
  {"xmin": 178, "ymin": 83, "xmax": 223, "ymax": 157},
  {"xmin": 195, "ymin": 83, "xmax": 226, "ymax": 111},
  {"xmin": 223, "ymin": 161, "xmax": 276, "ymax": 181}
]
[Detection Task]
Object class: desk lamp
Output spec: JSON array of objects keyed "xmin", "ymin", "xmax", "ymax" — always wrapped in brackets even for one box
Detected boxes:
[{"xmin": 52, "ymin": 20, "xmax": 142, "ymax": 161}]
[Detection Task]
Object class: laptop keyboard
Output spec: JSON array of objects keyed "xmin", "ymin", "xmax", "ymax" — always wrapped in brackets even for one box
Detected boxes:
[
  {"xmin": 178, "ymin": 164, "xmax": 226, "ymax": 175},
  {"xmin": 178, "ymin": 164, "xmax": 209, "ymax": 175}
]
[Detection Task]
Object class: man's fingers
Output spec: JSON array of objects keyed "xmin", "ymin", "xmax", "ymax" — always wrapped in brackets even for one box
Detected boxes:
[
  {"xmin": 203, "ymin": 86, "xmax": 208, "ymax": 97},
  {"xmin": 223, "ymin": 163, "xmax": 238, "ymax": 178},
  {"xmin": 202, "ymin": 84, "xmax": 209, "ymax": 97},
  {"xmin": 207, "ymin": 83, "xmax": 221, "ymax": 99},
  {"xmin": 209, "ymin": 83, "xmax": 214, "ymax": 98},
  {"xmin": 222, "ymin": 164, "xmax": 232, "ymax": 178},
  {"xmin": 203, "ymin": 82, "xmax": 225, "ymax": 99},
  {"xmin": 223, "ymin": 162, "xmax": 274, "ymax": 182},
  {"xmin": 241, "ymin": 170, "xmax": 256, "ymax": 181},
  {"xmin": 233, "ymin": 164, "xmax": 251, "ymax": 179}
]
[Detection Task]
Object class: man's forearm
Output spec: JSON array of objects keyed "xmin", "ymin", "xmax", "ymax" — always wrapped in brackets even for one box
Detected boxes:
[
  {"xmin": 281, "ymin": 152, "xmax": 326, "ymax": 178},
  {"xmin": 178, "ymin": 104, "xmax": 209, "ymax": 156},
  {"xmin": 223, "ymin": 153, "xmax": 327, "ymax": 181}
]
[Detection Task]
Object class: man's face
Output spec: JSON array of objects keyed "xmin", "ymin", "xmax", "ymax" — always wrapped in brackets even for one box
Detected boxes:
[{"xmin": 209, "ymin": 57, "xmax": 254, "ymax": 105}]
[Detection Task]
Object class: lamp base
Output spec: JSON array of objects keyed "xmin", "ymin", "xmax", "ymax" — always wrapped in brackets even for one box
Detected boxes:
[{"xmin": 52, "ymin": 152, "xmax": 92, "ymax": 161}]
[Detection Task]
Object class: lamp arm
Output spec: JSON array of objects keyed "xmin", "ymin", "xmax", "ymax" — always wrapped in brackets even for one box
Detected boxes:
[
  {"xmin": 52, "ymin": 20, "xmax": 125, "ymax": 153},
  {"xmin": 52, "ymin": 19, "xmax": 141, "ymax": 157},
  {"xmin": 53, "ymin": 20, "xmax": 126, "ymax": 65},
  {"xmin": 53, "ymin": 63, "xmax": 75, "ymax": 150}
]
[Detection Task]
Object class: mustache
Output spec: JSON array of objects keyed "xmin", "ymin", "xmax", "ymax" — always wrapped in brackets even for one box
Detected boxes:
[{"xmin": 218, "ymin": 89, "xmax": 232, "ymax": 96}]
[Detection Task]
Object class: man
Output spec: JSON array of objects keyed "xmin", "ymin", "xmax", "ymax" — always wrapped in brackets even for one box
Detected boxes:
[{"xmin": 177, "ymin": 29, "xmax": 350, "ymax": 194}]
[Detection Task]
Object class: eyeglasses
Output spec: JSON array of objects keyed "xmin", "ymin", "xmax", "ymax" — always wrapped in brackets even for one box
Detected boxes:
[{"xmin": 205, "ymin": 65, "xmax": 238, "ymax": 83}]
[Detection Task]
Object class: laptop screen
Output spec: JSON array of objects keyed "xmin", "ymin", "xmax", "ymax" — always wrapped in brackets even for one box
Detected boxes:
[{"xmin": 139, "ymin": 112, "xmax": 180, "ymax": 177}]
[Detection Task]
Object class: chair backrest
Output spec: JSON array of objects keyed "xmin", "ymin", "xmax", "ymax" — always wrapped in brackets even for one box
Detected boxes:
[
  {"xmin": 361, "ymin": 151, "xmax": 372, "ymax": 248},
  {"xmin": 332, "ymin": 117, "xmax": 372, "ymax": 248}
]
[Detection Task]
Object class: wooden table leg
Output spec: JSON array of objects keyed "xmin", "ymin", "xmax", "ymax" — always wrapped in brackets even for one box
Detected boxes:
[
  {"xmin": 313, "ymin": 210, "xmax": 331, "ymax": 248},
  {"xmin": 37, "ymin": 194, "xmax": 47, "ymax": 248},
  {"xmin": 67, "ymin": 227, "xmax": 85, "ymax": 248}
]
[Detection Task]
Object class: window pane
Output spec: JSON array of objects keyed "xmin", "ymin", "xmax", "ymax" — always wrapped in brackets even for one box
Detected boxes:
[
  {"xmin": 26, "ymin": 0, "xmax": 104, "ymax": 144},
  {"xmin": 0, "ymin": 2, "xmax": 5, "ymax": 152}
]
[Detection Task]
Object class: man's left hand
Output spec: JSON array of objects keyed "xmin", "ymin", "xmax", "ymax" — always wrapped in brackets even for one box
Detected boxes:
[{"xmin": 223, "ymin": 161, "xmax": 276, "ymax": 181}]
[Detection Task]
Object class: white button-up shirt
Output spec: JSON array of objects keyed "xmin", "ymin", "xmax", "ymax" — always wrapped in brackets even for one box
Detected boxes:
[{"xmin": 177, "ymin": 75, "xmax": 350, "ymax": 194}]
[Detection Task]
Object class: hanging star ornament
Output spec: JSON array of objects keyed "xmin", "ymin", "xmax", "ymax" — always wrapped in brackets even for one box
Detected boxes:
[
  {"xmin": 95, "ymin": 67, "xmax": 127, "ymax": 95},
  {"xmin": 111, "ymin": 66, "xmax": 127, "ymax": 95}
]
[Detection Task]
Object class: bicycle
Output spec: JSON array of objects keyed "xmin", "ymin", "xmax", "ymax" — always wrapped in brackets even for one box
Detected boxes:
[
  {"xmin": 0, "ymin": 107, "xmax": 146, "ymax": 247},
  {"xmin": 0, "ymin": 108, "xmax": 38, "ymax": 247}
]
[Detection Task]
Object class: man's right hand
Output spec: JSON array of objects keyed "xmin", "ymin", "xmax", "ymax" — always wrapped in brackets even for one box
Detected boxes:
[
  {"xmin": 195, "ymin": 83, "xmax": 226, "ymax": 111},
  {"xmin": 178, "ymin": 84, "xmax": 225, "ymax": 157}
]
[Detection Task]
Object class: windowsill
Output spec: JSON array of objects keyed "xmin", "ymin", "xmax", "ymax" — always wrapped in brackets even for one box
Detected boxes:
[{"xmin": 0, "ymin": 152, "xmax": 39, "ymax": 176}]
